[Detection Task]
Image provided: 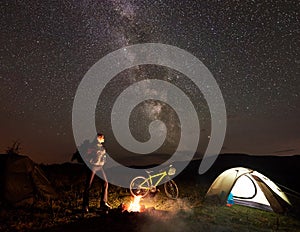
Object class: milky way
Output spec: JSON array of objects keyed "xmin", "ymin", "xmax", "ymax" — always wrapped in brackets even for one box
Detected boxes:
[{"xmin": 1, "ymin": 0, "xmax": 299, "ymax": 163}]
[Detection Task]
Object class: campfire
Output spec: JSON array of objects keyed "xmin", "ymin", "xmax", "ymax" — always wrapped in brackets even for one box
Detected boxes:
[
  {"xmin": 117, "ymin": 196, "xmax": 168, "ymax": 217},
  {"xmin": 127, "ymin": 196, "xmax": 144, "ymax": 212},
  {"xmin": 121, "ymin": 195, "xmax": 146, "ymax": 213}
]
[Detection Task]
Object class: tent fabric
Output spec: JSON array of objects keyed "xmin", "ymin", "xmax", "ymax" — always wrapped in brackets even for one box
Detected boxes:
[
  {"xmin": 1, "ymin": 154, "xmax": 57, "ymax": 206},
  {"xmin": 205, "ymin": 167, "xmax": 291, "ymax": 213}
]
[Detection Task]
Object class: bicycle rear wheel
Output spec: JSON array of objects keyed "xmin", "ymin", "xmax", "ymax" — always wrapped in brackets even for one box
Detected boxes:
[
  {"xmin": 164, "ymin": 180, "xmax": 179, "ymax": 199},
  {"xmin": 130, "ymin": 176, "xmax": 150, "ymax": 197}
]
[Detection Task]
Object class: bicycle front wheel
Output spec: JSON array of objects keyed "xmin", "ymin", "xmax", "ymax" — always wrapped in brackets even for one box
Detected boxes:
[
  {"xmin": 130, "ymin": 176, "xmax": 150, "ymax": 198},
  {"xmin": 164, "ymin": 180, "xmax": 179, "ymax": 199}
]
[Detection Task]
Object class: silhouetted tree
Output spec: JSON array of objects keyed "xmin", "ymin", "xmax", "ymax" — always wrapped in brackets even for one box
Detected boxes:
[{"xmin": 6, "ymin": 140, "xmax": 21, "ymax": 155}]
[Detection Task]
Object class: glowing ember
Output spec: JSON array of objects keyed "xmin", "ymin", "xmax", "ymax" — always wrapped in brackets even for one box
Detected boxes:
[{"xmin": 127, "ymin": 196, "xmax": 143, "ymax": 212}]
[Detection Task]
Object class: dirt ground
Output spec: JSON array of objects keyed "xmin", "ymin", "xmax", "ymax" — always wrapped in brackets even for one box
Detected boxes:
[{"xmin": 1, "ymin": 191, "xmax": 300, "ymax": 232}]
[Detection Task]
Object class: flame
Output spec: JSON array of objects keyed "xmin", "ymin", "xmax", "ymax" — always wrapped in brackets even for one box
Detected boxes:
[{"xmin": 127, "ymin": 196, "xmax": 142, "ymax": 212}]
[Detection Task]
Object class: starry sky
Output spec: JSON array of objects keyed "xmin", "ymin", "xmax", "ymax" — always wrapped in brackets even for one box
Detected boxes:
[{"xmin": 1, "ymin": 0, "xmax": 299, "ymax": 164}]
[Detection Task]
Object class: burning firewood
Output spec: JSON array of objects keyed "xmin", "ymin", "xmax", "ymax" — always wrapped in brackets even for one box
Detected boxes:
[{"xmin": 120, "ymin": 196, "xmax": 146, "ymax": 213}]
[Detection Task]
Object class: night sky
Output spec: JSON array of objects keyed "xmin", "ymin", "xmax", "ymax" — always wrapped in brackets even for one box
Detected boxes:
[{"xmin": 1, "ymin": 0, "xmax": 299, "ymax": 164}]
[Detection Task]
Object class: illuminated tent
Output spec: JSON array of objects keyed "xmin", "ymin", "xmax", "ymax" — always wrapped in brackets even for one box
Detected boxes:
[{"xmin": 205, "ymin": 167, "xmax": 291, "ymax": 213}]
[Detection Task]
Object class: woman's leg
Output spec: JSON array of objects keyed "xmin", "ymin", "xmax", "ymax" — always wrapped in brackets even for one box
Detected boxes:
[
  {"xmin": 82, "ymin": 169, "xmax": 95, "ymax": 212},
  {"xmin": 99, "ymin": 168, "xmax": 109, "ymax": 206}
]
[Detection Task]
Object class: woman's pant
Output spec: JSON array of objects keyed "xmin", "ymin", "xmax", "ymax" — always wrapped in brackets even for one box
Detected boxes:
[{"xmin": 82, "ymin": 167, "xmax": 108, "ymax": 209}]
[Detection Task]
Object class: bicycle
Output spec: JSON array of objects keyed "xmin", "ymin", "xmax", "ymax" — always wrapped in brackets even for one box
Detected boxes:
[{"xmin": 130, "ymin": 164, "xmax": 179, "ymax": 199}]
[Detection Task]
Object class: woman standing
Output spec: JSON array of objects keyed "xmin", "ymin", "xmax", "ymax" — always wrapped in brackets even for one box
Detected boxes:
[{"xmin": 82, "ymin": 133, "xmax": 111, "ymax": 213}]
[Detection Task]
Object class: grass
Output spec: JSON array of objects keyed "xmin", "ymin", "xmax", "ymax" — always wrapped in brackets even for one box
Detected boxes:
[{"xmin": 0, "ymin": 165, "xmax": 300, "ymax": 232}]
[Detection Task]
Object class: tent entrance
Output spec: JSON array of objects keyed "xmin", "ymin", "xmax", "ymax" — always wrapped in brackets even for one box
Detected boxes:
[{"xmin": 231, "ymin": 174, "xmax": 272, "ymax": 210}]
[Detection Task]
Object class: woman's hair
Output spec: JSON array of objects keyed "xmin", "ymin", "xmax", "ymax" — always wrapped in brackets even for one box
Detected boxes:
[
  {"xmin": 91, "ymin": 133, "xmax": 104, "ymax": 144},
  {"xmin": 97, "ymin": 133, "xmax": 104, "ymax": 138}
]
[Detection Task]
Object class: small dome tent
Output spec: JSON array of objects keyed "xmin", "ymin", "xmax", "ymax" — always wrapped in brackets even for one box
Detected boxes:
[{"xmin": 205, "ymin": 167, "xmax": 291, "ymax": 213}]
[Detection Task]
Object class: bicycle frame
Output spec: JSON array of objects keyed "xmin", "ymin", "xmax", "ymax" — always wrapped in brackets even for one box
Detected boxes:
[{"xmin": 140, "ymin": 170, "xmax": 168, "ymax": 189}]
